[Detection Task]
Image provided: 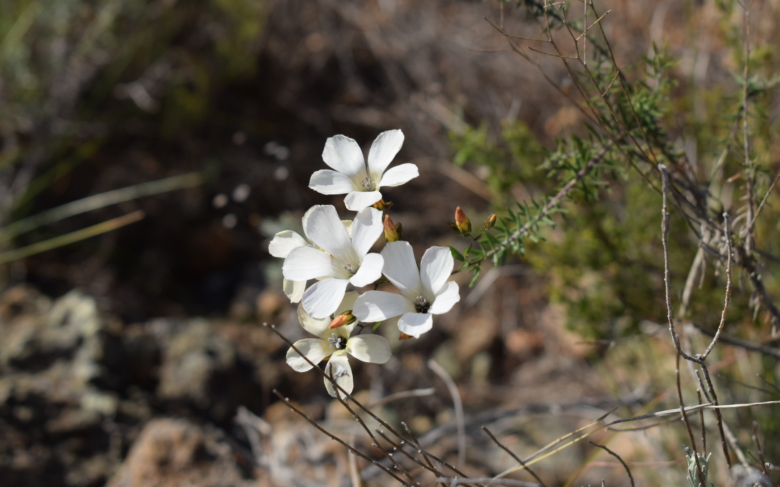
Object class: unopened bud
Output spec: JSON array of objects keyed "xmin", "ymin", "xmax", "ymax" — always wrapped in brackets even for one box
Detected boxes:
[
  {"xmin": 454, "ymin": 207, "xmax": 471, "ymax": 235},
  {"xmin": 372, "ymin": 199, "xmax": 393, "ymax": 211},
  {"xmin": 485, "ymin": 213, "xmax": 497, "ymax": 230},
  {"xmin": 384, "ymin": 215, "xmax": 400, "ymax": 242},
  {"xmin": 399, "ymin": 332, "xmax": 413, "ymax": 341},
  {"xmin": 329, "ymin": 310, "xmax": 357, "ymax": 329}
]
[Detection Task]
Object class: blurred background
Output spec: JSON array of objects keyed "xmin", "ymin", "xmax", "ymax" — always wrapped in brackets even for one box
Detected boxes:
[{"xmin": 1, "ymin": 0, "xmax": 779, "ymax": 486}]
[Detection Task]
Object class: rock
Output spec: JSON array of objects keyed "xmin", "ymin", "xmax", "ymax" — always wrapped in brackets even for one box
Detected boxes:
[{"xmin": 106, "ymin": 418, "xmax": 253, "ymax": 487}]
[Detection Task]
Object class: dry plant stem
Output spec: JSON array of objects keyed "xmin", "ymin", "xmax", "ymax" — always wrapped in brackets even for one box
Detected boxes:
[
  {"xmin": 376, "ymin": 430, "xmax": 448, "ymax": 487},
  {"xmin": 0, "ymin": 172, "xmax": 202, "ymax": 242},
  {"xmin": 699, "ymin": 363, "xmax": 732, "ymax": 468},
  {"xmin": 482, "ymin": 427, "xmax": 547, "ymax": 487},
  {"xmin": 485, "ymin": 144, "xmax": 608, "ymax": 259},
  {"xmin": 721, "ymin": 417, "xmax": 748, "ymax": 467},
  {"xmin": 690, "ymin": 322, "xmax": 780, "ymax": 359},
  {"xmin": 606, "ymin": 400, "xmax": 780, "ymax": 427},
  {"xmin": 271, "ymin": 390, "xmax": 410, "ymax": 485},
  {"xmin": 328, "ymin": 369, "xmax": 416, "ymax": 486},
  {"xmin": 699, "ymin": 213, "xmax": 733, "ymax": 361},
  {"xmin": 428, "ymin": 359, "xmax": 466, "ymax": 470},
  {"xmin": 752, "ymin": 422, "xmax": 768, "ymax": 475},
  {"xmin": 0, "ymin": 210, "xmax": 145, "ymax": 265},
  {"xmin": 401, "ymin": 422, "xmax": 479, "ymax": 486},
  {"xmin": 660, "ymin": 166, "xmax": 706, "ymax": 481},
  {"xmin": 697, "ymin": 390, "xmax": 707, "ymax": 455},
  {"xmin": 589, "ymin": 442, "xmax": 634, "ymax": 487},
  {"xmin": 674, "ymin": 353, "xmax": 706, "ymax": 482}
]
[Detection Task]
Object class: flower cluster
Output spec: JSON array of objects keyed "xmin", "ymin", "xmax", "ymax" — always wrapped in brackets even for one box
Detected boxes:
[{"xmin": 269, "ymin": 130, "xmax": 461, "ymax": 396}]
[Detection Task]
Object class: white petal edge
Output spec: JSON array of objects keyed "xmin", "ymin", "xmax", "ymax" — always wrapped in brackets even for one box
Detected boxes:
[
  {"xmin": 350, "ymin": 253, "xmax": 384, "ymax": 287},
  {"xmin": 420, "ymin": 246, "xmax": 454, "ymax": 297},
  {"xmin": 347, "ymin": 335, "xmax": 392, "ymax": 364},
  {"xmin": 322, "ymin": 135, "xmax": 368, "ymax": 179},
  {"xmin": 286, "ymin": 339, "xmax": 332, "ymax": 372},
  {"xmin": 429, "ymin": 281, "xmax": 460, "ymax": 315},
  {"xmin": 351, "ymin": 207, "xmax": 383, "ymax": 258},
  {"xmin": 380, "ymin": 241, "xmax": 422, "ymax": 299},
  {"xmin": 309, "ymin": 169, "xmax": 356, "ymax": 195},
  {"xmin": 397, "ymin": 312, "xmax": 434, "ymax": 338},
  {"xmin": 344, "ymin": 191, "xmax": 382, "ymax": 212},
  {"xmin": 324, "ymin": 352, "xmax": 353, "ymax": 398},
  {"xmin": 302, "ymin": 277, "xmax": 349, "ymax": 319},
  {"xmin": 283, "ymin": 279, "xmax": 306, "ymax": 303},
  {"xmin": 302, "ymin": 205, "xmax": 356, "ymax": 263},
  {"xmin": 269, "ymin": 230, "xmax": 308, "ymax": 258},
  {"xmin": 353, "ymin": 291, "xmax": 414, "ymax": 322},
  {"xmin": 379, "ymin": 163, "xmax": 419, "ymax": 188},
  {"xmin": 283, "ymin": 246, "xmax": 340, "ymax": 282},
  {"xmin": 297, "ymin": 304, "xmax": 331, "ymax": 337},
  {"xmin": 367, "ymin": 129, "xmax": 404, "ymax": 178}
]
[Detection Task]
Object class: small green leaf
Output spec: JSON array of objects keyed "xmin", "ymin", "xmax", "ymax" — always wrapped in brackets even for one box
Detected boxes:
[{"xmin": 449, "ymin": 246, "xmax": 464, "ymax": 261}]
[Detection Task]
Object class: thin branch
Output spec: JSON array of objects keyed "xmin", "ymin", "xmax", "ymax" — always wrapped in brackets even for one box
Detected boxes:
[
  {"xmin": 271, "ymin": 390, "xmax": 410, "ymax": 485},
  {"xmin": 699, "ymin": 213, "xmax": 733, "ymax": 361},
  {"xmin": 483, "ymin": 427, "xmax": 547, "ymax": 487},
  {"xmin": 589, "ymin": 442, "xmax": 635, "ymax": 487}
]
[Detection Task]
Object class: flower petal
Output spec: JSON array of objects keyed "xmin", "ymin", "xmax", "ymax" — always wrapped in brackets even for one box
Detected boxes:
[
  {"xmin": 347, "ymin": 335, "xmax": 391, "ymax": 364},
  {"xmin": 379, "ymin": 163, "xmax": 419, "ymax": 188},
  {"xmin": 324, "ymin": 352, "xmax": 353, "ymax": 398},
  {"xmin": 429, "ymin": 281, "xmax": 460, "ymax": 315},
  {"xmin": 353, "ymin": 291, "xmax": 414, "ymax": 322},
  {"xmin": 367, "ymin": 129, "xmax": 404, "ymax": 178},
  {"xmin": 283, "ymin": 279, "xmax": 306, "ymax": 303},
  {"xmin": 283, "ymin": 246, "xmax": 340, "ymax": 281},
  {"xmin": 336, "ymin": 291, "xmax": 360, "ymax": 316},
  {"xmin": 302, "ymin": 277, "xmax": 349, "ymax": 319},
  {"xmin": 297, "ymin": 304, "xmax": 331, "ymax": 337},
  {"xmin": 268, "ymin": 230, "xmax": 308, "ymax": 258},
  {"xmin": 351, "ymin": 207, "xmax": 383, "ymax": 258},
  {"xmin": 322, "ymin": 135, "xmax": 368, "ymax": 179},
  {"xmin": 286, "ymin": 339, "xmax": 332, "ymax": 372},
  {"xmin": 309, "ymin": 169, "xmax": 357, "ymax": 195},
  {"xmin": 350, "ymin": 253, "xmax": 384, "ymax": 288},
  {"xmin": 397, "ymin": 312, "xmax": 434, "ymax": 338},
  {"xmin": 420, "ymin": 246, "xmax": 454, "ymax": 297},
  {"xmin": 380, "ymin": 241, "xmax": 422, "ymax": 300},
  {"xmin": 302, "ymin": 205, "xmax": 356, "ymax": 262},
  {"xmin": 344, "ymin": 191, "xmax": 382, "ymax": 212}
]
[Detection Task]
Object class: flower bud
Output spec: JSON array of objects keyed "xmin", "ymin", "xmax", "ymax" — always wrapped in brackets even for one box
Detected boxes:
[
  {"xmin": 372, "ymin": 199, "xmax": 394, "ymax": 211},
  {"xmin": 384, "ymin": 214, "xmax": 400, "ymax": 242},
  {"xmin": 329, "ymin": 310, "xmax": 357, "ymax": 329},
  {"xmin": 485, "ymin": 213, "xmax": 497, "ymax": 230},
  {"xmin": 454, "ymin": 207, "xmax": 471, "ymax": 235},
  {"xmin": 399, "ymin": 332, "xmax": 413, "ymax": 341}
]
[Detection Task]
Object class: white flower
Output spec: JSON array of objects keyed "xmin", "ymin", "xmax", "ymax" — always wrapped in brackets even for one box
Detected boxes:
[
  {"xmin": 268, "ymin": 221, "xmax": 354, "ymax": 303},
  {"xmin": 353, "ymin": 241, "xmax": 460, "ymax": 338},
  {"xmin": 268, "ymin": 230, "xmax": 309, "ymax": 303},
  {"xmin": 309, "ymin": 130, "xmax": 419, "ymax": 211},
  {"xmin": 282, "ymin": 205, "xmax": 384, "ymax": 319},
  {"xmin": 286, "ymin": 292, "xmax": 392, "ymax": 397}
]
